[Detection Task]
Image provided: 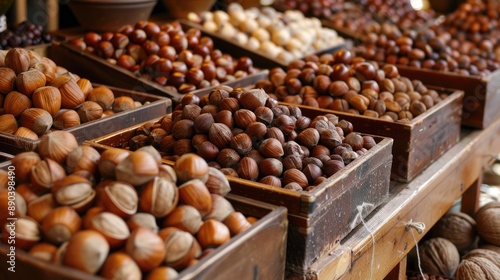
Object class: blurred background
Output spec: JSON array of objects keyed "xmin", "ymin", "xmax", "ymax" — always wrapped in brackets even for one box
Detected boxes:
[{"xmin": 2, "ymin": 0, "xmax": 465, "ymax": 32}]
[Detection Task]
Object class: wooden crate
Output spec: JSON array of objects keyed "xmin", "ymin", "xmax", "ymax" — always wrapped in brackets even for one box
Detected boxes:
[
  {"xmin": 396, "ymin": 66, "xmax": 500, "ymax": 129},
  {"xmin": 0, "ymin": 84, "xmax": 171, "ymax": 155},
  {"xmin": 179, "ymin": 19, "xmax": 351, "ymax": 70},
  {"xmin": 286, "ymin": 88, "xmax": 464, "ymax": 182},
  {"xmin": 46, "ymin": 20, "xmax": 273, "ymax": 104},
  {"xmin": 0, "ymin": 152, "xmax": 13, "ymax": 170},
  {"xmin": 86, "ymin": 116, "xmax": 394, "ymax": 275},
  {"xmin": 0, "ymin": 194, "xmax": 288, "ymax": 280}
]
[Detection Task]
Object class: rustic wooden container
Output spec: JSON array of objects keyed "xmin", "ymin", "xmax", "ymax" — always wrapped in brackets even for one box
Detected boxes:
[
  {"xmin": 0, "ymin": 152, "xmax": 13, "ymax": 170},
  {"xmin": 0, "ymin": 84, "xmax": 171, "ymax": 155},
  {"xmin": 179, "ymin": 19, "xmax": 351, "ymax": 70},
  {"xmin": 0, "ymin": 194, "xmax": 288, "ymax": 280},
  {"xmin": 396, "ymin": 66, "xmax": 500, "ymax": 129},
  {"xmin": 284, "ymin": 88, "xmax": 464, "ymax": 182},
  {"xmin": 86, "ymin": 116, "xmax": 394, "ymax": 275}
]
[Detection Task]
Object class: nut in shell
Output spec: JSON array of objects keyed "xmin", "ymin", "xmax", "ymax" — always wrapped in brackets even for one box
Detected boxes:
[
  {"xmin": 97, "ymin": 148, "xmax": 130, "ymax": 179},
  {"xmin": 30, "ymin": 158, "xmax": 66, "ymax": 195},
  {"xmin": 76, "ymin": 101, "xmax": 104, "ymax": 123},
  {"xmin": 174, "ymin": 153, "xmax": 210, "ymax": 184},
  {"xmin": 88, "ymin": 212, "xmax": 130, "ymax": 249},
  {"xmin": 20, "ymin": 108, "xmax": 53, "ymax": 136},
  {"xmin": 49, "ymin": 76, "xmax": 85, "ymax": 109},
  {"xmin": 0, "ymin": 67, "xmax": 16, "ymax": 94},
  {"xmin": 161, "ymin": 227, "xmax": 202, "ymax": 270},
  {"xmin": 64, "ymin": 230, "xmax": 109, "ymax": 274},
  {"xmin": 99, "ymin": 181, "xmax": 138, "ymax": 218},
  {"xmin": 0, "ymin": 114, "xmax": 18, "ymax": 134},
  {"xmin": 41, "ymin": 206, "xmax": 82, "ymax": 245},
  {"xmin": 38, "ymin": 131, "xmax": 78, "ymax": 164},
  {"xmin": 1, "ymin": 216, "xmax": 40, "ymax": 250},
  {"xmin": 32, "ymin": 86, "xmax": 62, "ymax": 117},
  {"xmin": 5, "ymin": 48, "xmax": 30, "ymax": 74},
  {"xmin": 205, "ymin": 167, "xmax": 231, "ymax": 196},
  {"xmin": 178, "ymin": 179, "xmax": 212, "ymax": 216},
  {"xmin": 126, "ymin": 227, "xmax": 166, "ymax": 272},
  {"xmin": 4, "ymin": 91, "xmax": 32, "ymax": 117},
  {"xmin": 53, "ymin": 109, "xmax": 80, "ymax": 130},
  {"xmin": 115, "ymin": 150, "xmax": 159, "ymax": 187},
  {"xmin": 140, "ymin": 176, "xmax": 179, "ymax": 218},
  {"xmin": 100, "ymin": 252, "xmax": 142, "ymax": 280},
  {"xmin": 88, "ymin": 86, "xmax": 114, "ymax": 110},
  {"xmin": 16, "ymin": 68, "xmax": 46, "ymax": 97},
  {"xmin": 197, "ymin": 219, "xmax": 231, "ymax": 249},
  {"xmin": 163, "ymin": 204, "xmax": 202, "ymax": 235},
  {"xmin": 52, "ymin": 175, "xmax": 95, "ymax": 213}
]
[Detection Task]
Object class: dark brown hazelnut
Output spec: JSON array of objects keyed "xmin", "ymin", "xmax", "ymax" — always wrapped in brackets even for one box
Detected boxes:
[
  {"xmin": 266, "ymin": 127, "xmax": 285, "ymax": 145},
  {"xmin": 258, "ymin": 138, "xmax": 284, "ymax": 158},
  {"xmin": 197, "ymin": 141, "xmax": 219, "ymax": 161},
  {"xmin": 234, "ymin": 109, "xmax": 256, "ymax": 129},
  {"xmin": 282, "ymin": 169, "xmax": 308, "ymax": 189},
  {"xmin": 245, "ymin": 122, "xmax": 267, "ymax": 142},
  {"xmin": 258, "ymin": 158, "xmax": 283, "ymax": 178},
  {"xmin": 230, "ymin": 133, "xmax": 253, "ymax": 156},
  {"xmin": 303, "ymin": 164, "xmax": 323, "ymax": 185},
  {"xmin": 312, "ymin": 75, "xmax": 332, "ymax": 95},
  {"xmin": 237, "ymin": 157, "xmax": 259, "ymax": 181},
  {"xmin": 323, "ymin": 159, "xmax": 345, "ymax": 177},
  {"xmin": 216, "ymin": 148, "xmax": 240, "ymax": 169},
  {"xmin": 259, "ymin": 176, "xmax": 282, "ymax": 188}
]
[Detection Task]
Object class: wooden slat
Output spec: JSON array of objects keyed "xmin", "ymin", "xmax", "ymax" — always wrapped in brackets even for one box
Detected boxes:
[{"xmin": 304, "ymin": 117, "xmax": 500, "ymax": 279}]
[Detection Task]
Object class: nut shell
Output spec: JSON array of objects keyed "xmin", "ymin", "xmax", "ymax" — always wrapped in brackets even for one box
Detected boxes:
[
  {"xmin": 140, "ymin": 176, "xmax": 179, "ymax": 218},
  {"xmin": 126, "ymin": 227, "xmax": 166, "ymax": 272},
  {"xmin": 197, "ymin": 219, "xmax": 231, "ymax": 249},
  {"xmin": 20, "ymin": 108, "xmax": 53, "ymax": 136},
  {"xmin": 32, "ymin": 86, "xmax": 62, "ymax": 117},
  {"xmin": 100, "ymin": 252, "xmax": 142, "ymax": 280},
  {"xmin": 16, "ymin": 68, "xmax": 46, "ymax": 97},
  {"xmin": 38, "ymin": 131, "xmax": 78, "ymax": 164},
  {"xmin": 50, "ymin": 76, "xmax": 85, "ymax": 109},
  {"xmin": 42, "ymin": 206, "xmax": 82, "ymax": 245},
  {"xmin": 115, "ymin": 150, "xmax": 159, "ymax": 187},
  {"xmin": 178, "ymin": 179, "xmax": 212, "ymax": 216},
  {"xmin": 174, "ymin": 153, "xmax": 209, "ymax": 184},
  {"xmin": 4, "ymin": 91, "xmax": 32, "ymax": 117},
  {"xmin": 64, "ymin": 230, "xmax": 109, "ymax": 274}
]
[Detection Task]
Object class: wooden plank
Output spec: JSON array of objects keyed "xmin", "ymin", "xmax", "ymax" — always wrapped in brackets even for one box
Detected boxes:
[
  {"xmin": 302, "ymin": 117, "xmax": 500, "ymax": 279},
  {"xmin": 461, "ymin": 177, "xmax": 482, "ymax": 217}
]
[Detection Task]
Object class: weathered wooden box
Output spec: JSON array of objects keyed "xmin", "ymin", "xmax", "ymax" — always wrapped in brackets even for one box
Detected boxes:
[
  {"xmin": 396, "ymin": 66, "xmax": 500, "ymax": 129},
  {"xmin": 86, "ymin": 115, "xmax": 393, "ymax": 275},
  {"xmin": 287, "ymin": 88, "xmax": 464, "ymax": 182},
  {"xmin": 0, "ymin": 84, "xmax": 171, "ymax": 155},
  {"xmin": 0, "ymin": 194, "xmax": 288, "ymax": 280},
  {"xmin": 47, "ymin": 19, "xmax": 277, "ymax": 103}
]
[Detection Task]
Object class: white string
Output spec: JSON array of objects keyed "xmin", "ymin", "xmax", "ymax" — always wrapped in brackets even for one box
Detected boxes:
[
  {"xmin": 354, "ymin": 203, "xmax": 376, "ymax": 280},
  {"xmin": 406, "ymin": 220, "xmax": 426, "ymax": 280}
]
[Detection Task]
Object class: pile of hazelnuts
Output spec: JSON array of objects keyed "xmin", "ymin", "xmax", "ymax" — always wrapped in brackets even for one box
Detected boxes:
[
  {"xmin": 68, "ymin": 20, "xmax": 257, "ymax": 94},
  {"xmin": 254, "ymin": 48, "xmax": 445, "ymax": 122},
  {"xmin": 120, "ymin": 86, "xmax": 377, "ymax": 191}
]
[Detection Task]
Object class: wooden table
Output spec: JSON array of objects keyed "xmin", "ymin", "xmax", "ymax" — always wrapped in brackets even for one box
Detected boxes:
[{"xmin": 305, "ymin": 117, "xmax": 500, "ymax": 280}]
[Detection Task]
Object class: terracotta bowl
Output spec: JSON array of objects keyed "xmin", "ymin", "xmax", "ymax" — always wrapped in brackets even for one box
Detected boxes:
[
  {"xmin": 68, "ymin": 0, "xmax": 157, "ymax": 32},
  {"xmin": 162, "ymin": 0, "xmax": 216, "ymax": 19}
]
